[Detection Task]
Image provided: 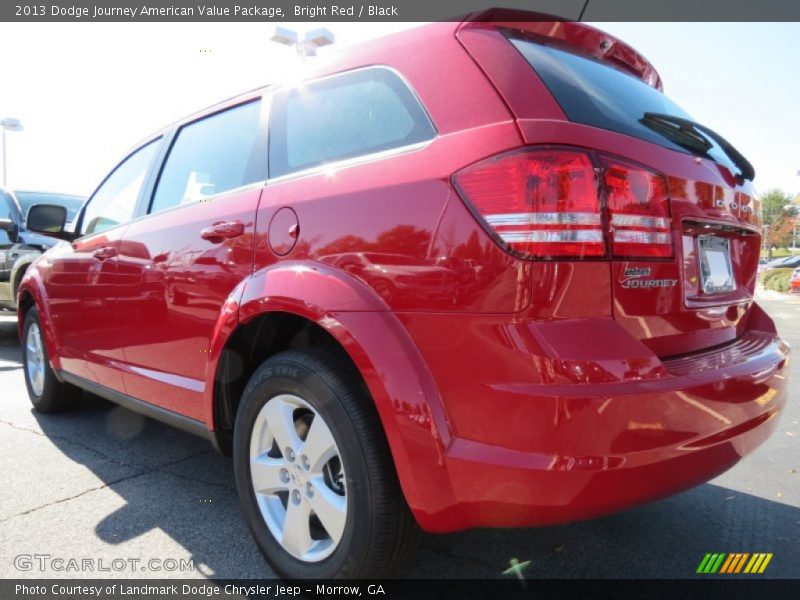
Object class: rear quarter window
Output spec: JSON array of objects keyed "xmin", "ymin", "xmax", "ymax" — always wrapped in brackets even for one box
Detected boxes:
[{"xmin": 269, "ymin": 67, "xmax": 435, "ymax": 178}]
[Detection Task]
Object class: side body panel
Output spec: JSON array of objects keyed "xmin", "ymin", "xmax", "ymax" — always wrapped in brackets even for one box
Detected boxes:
[
  {"xmin": 112, "ymin": 187, "xmax": 262, "ymax": 420},
  {"xmin": 256, "ymin": 125, "xmax": 529, "ymax": 315}
]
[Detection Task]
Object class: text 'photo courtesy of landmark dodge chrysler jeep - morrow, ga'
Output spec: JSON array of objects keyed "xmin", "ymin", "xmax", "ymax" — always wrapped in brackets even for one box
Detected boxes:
[{"xmin": 16, "ymin": 10, "xmax": 789, "ymax": 580}]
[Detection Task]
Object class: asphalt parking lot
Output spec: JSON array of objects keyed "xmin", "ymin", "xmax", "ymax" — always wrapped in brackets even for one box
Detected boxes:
[{"xmin": 0, "ymin": 293, "xmax": 798, "ymax": 580}]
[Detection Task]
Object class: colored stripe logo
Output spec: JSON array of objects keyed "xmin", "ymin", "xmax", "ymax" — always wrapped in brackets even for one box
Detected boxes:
[{"xmin": 696, "ymin": 553, "xmax": 773, "ymax": 574}]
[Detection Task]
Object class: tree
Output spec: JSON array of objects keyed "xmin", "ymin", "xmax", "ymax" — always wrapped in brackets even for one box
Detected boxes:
[
  {"xmin": 759, "ymin": 189, "xmax": 795, "ymax": 257},
  {"xmin": 767, "ymin": 217, "xmax": 796, "ymax": 252}
]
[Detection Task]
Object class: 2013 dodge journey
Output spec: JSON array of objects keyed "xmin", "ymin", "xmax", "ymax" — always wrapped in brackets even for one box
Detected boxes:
[{"xmin": 18, "ymin": 10, "xmax": 788, "ymax": 579}]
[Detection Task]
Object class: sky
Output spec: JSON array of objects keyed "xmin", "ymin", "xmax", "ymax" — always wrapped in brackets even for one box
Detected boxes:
[{"xmin": 0, "ymin": 21, "xmax": 798, "ymax": 199}]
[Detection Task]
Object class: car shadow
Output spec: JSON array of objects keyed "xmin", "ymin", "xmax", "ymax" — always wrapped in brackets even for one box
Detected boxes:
[
  {"xmin": 30, "ymin": 407, "xmax": 800, "ymax": 578},
  {"xmin": 1, "ymin": 315, "xmax": 797, "ymax": 579}
]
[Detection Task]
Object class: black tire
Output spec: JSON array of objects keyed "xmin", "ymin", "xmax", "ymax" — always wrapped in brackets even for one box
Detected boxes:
[
  {"xmin": 233, "ymin": 347, "xmax": 420, "ymax": 579},
  {"xmin": 22, "ymin": 307, "xmax": 82, "ymax": 413}
]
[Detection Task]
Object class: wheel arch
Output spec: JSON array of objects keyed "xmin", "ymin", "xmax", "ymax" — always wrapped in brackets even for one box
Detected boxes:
[
  {"xmin": 205, "ymin": 262, "xmax": 456, "ymax": 528},
  {"xmin": 16, "ymin": 288, "xmax": 35, "ymax": 333},
  {"xmin": 15, "ymin": 266, "xmax": 64, "ymax": 373}
]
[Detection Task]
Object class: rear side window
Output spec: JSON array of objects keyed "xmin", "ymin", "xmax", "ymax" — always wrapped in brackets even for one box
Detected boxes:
[
  {"xmin": 269, "ymin": 67, "xmax": 435, "ymax": 178},
  {"xmin": 508, "ymin": 35, "xmax": 738, "ymax": 173},
  {"xmin": 151, "ymin": 99, "xmax": 264, "ymax": 214},
  {"xmin": 82, "ymin": 139, "xmax": 160, "ymax": 236}
]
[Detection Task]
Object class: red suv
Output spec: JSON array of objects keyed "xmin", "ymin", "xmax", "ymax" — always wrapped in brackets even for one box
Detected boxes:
[{"xmin": 17, "ymin": 12, "xmax": 789, "ymax": 579}]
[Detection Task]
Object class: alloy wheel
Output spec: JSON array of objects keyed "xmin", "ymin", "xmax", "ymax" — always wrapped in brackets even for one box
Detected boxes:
[
  {"xmin": 249, "ymin": 393, "xmax": 347, "ymax": 562},
  {"xmin": 25, "ymin": 322, "xmax": 46, "ymax": 397}
]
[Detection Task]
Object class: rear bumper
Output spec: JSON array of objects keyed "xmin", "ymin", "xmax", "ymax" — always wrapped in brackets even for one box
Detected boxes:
[{"xmin": 402, "ymin": 315, "xmax": 789, "ymax": 532}]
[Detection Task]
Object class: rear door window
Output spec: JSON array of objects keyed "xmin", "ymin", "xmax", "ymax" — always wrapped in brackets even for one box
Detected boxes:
[
  {"xmin": 150, "ymin": 99, "xmax": 265, "ymax": 214},
  {"xmin": 507, "ymin": 34, "xmax": 738, "ymax": 173},
  {"xmin": 269, "ymin": 67, "xmax": 435, "ymax": 178}
]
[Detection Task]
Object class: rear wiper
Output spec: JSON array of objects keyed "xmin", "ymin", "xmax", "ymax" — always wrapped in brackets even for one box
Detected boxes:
[
  {"xmin": 639, "ymin": 114, "xmax": 712, "ymax": 155},
  {"xmin": 640, "ymin": 112, "xmax": 755, "ymax": 182}
]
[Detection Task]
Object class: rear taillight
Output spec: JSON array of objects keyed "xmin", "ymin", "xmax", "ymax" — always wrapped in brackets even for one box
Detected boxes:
[
  {"xmin": 453, "ymin": 147, "xmax": 673, "ymax": 260},
  {"xmin": 602, "ymin": 157, "xmax": 672, "ymax": 258},
  {"xmin": 452, "ymin": 149, "xmax": 604, "ymax": 258}
]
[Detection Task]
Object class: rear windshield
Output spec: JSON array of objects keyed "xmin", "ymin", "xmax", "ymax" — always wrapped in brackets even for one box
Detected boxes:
[{"xmin": 507, "ymin": 34, "xmax": 738, "ymax": 173}]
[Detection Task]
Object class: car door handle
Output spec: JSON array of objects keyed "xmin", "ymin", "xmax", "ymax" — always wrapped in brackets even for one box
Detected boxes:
[
  {"xmin": 201, "ymin": 221, "xmax": 244, "ymax": 243},
  {"xmin": 92, "ymin": 246, "xmax": 117, "ymax": 261}
]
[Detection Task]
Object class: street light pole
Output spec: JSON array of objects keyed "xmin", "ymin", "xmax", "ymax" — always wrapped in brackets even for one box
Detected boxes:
[{"xmin": 0, "ymin": 117, "xmax": 23, "ymax": 188}]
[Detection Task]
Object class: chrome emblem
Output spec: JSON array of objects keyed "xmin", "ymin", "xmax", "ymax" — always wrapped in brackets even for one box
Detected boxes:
[{"xmin": 621, "ymin": 266, "xmax": 678, "ymax": 289}]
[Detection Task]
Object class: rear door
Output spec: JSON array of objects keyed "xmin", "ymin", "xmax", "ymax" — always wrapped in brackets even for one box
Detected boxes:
[
  {"xmin": 465, "ymin": 26, "xmax": 761, "ymax": 357},
  {"xmin": 510, "ymin": 35, "xmax": 760, "ymax": 357},
  {"xmin": 114, "ymin": 97, "xmax": 268, "ymax": 420}
]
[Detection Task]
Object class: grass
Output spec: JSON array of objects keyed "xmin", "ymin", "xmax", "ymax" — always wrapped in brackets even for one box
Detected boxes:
[
  {"xmin": 761, "ymin": 248, "xmax": 800, "ymax": 259},
  {"xmin": 761, "ymin": 267, "xmax": 795, "ymax": 292}
]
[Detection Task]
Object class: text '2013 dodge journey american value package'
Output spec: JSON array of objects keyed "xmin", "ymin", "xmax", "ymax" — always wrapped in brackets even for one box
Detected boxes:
[{"xmin": 17, "ymin": 10, "xmax": 789, "ymax": 579}]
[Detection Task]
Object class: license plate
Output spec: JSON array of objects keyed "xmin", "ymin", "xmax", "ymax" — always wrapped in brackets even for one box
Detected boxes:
[{"xmin": 698, "ymin": 236, "xmax": 735, "ymax": 293}]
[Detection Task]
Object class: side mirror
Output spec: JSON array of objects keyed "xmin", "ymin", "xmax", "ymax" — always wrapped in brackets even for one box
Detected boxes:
[{"xmin": 26, "ymin": 204, "xmax": 67, "ymax": 235}]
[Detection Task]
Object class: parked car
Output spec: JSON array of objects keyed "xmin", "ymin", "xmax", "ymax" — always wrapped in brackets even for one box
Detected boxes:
[
  {"xmin": 759, "ymin": 255, "xmax": 800, "ymax": 282},
  {"xmin": 766, "ymin": 255, "xmax": 800, "ymax": 270},
  {"xmin": 0, "ymin": 187, "xmax": 84, "ymax": 311},
  {"xmin": 14, "ymin": 190, "xmax": 84, "ymax": 229},
  {"xmin": 17, "ymin": 11, "xmax": 788, "ymax": 579},
  {"xmin": 791, "ymin": 267, "xmax": 800, "ymax": 293},
  {"xmin": 765, "ymin": 256, "xmax": 792, "ymax": 268}
]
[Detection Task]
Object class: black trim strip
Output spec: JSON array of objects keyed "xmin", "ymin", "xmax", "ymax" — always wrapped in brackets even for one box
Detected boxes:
[{"xmin": 58, "ymin": 370, "xmax": 213, "ymax": 441}]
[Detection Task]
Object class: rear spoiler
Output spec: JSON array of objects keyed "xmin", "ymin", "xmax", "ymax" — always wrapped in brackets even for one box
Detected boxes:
[{"xmin": 459, "ymin": 8, "xmax": 663, "ymax": 91}]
